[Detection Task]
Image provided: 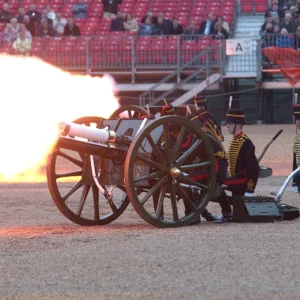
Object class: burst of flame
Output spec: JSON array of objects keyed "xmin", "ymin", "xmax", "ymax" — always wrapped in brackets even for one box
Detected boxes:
[{"xmin": 0, "ymin": 54, "xmax": 120, "ymax": 182}]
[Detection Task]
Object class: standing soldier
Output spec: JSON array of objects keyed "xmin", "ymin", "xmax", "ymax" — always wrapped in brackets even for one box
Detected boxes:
[
  {"xmin": 194, "ymin": 95, "xmax": 224, "ymax": 143},
  {"xmin": 216, "ymin": 108, "xmax": 260, "ymax": 223},
  {"xmin": 292, "ymin": 104, "xmax": 300, "ymax": 193}
]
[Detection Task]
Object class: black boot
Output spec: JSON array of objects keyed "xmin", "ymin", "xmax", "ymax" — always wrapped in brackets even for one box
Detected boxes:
[
  {"xmin": 201, "ymin": 208, "xmax": 219, "ymax": 222},
  {"xmin": 185, "ymin": 209, "xmax": 201, "ymax": 225},
  {"xmin": 214, "ymin": 212, "xmax": 233, "ymax": 223}
]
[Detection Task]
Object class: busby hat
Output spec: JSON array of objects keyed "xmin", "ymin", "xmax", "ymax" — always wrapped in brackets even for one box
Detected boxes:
[
  {"xmin": 293, "ymin": 104, "xmax": 300, "ymax": 120},
  {"xmin": 194, "ymin": 95, "xmax": 208, "ymax": 108},
  {"xmin": 226, "ymin": 108, "xmax": 246, "ymax": 125}
]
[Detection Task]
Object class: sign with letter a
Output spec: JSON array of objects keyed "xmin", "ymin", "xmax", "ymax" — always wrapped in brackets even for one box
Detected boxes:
[{"xmin": 226, "ymin": 39, "xmax": 252, "ymax": 55}]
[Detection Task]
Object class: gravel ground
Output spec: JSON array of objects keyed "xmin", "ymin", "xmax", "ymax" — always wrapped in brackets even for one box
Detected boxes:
[{"xmin": 0, "ymin": 124, "xmax": 299, "ymax": 300}]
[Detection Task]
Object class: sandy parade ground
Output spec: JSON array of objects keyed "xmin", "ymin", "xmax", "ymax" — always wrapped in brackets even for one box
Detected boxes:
[{"xmin": 0, "ymin": 124, "xmax": 299, "ymax": 300}]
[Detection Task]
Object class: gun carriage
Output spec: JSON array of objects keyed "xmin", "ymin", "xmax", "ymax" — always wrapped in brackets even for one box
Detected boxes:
[{"xmin": 47, "ymin": 105, "xmax": 298, "ymax": 227}]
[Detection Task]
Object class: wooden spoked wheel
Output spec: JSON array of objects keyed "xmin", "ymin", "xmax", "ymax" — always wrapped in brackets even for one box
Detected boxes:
[
  {"xmin": 124, "ymin": 116, "xmax": 216, "ymax": 228},
  {"xmin": 46, "ymin": 116, "xmax": 130, "ymax": 226},
  {"xmin": 110, "ymin": 105, "xmax": 148, "ymax": 119}
]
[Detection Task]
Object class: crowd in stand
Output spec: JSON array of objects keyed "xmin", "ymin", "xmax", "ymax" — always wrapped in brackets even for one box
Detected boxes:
[
  {"xmin": 110, "ymin": 11, "xmax": 229, "ymax": 40},
  {"xmin": 260, "ymin": 0, "xmax": 300, "ymax": 50},
  {"xmin": 0, "ymin": 0, "xmax": 86, "ymax": 55},
  {"xmin": 0, "ymin": 0, "xmax": 231, "ymax": 57}
]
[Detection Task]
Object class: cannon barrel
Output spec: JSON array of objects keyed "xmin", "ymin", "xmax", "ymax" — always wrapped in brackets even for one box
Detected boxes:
[{"xmin": 59, "ymin": 121, "xmax": 116, "ymax": 143}]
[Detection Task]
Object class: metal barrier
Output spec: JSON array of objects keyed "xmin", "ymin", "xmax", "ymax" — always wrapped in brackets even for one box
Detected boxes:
[
  {"xmin": 0, "ymin": 34, "xmax": 225, "ymax": 80},
  {"xmin": 261, "ymin": 32, "xmax": 300, "ymax": 68},
  {"xmin": 2, "ymin": 33, "xmax": 300, "ymax": 81}
]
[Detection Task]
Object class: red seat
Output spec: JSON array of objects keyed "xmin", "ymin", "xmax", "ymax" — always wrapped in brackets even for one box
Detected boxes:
[
  {"xmin": 223, "ymin": 7, "xmax": 235, "ymax": 14},
  {"xmin": 119, "ymin": 44, "xmax": 132, "ymax": 64},
  {"xmin": 136, "ymin": 44, "xmax": 151, "ymax": 64},
  {"xmin": 241, "ymin": 2, "xmax": 253, "ymax": 13},
  {"xmin": 31, "ymin": 45, "xmax": 44, "ymax": 58},
  {"xmin": 255, "ymin": 2, "xmax": 267, "ymax": 12},
  {"xmin": 193, "ymin": 2, "xmax": 207, "ymax": 7},
  {"xmin": 165, "ymin": 43, "xmax": 179, "ymax": 63},
  {"xmin": 223, "ymin": 15, "xmax": 233, "ymax": 24},
  {"xmin": 181, "ymin": 40, "xmax": 197, "ymax": 62},
  {"xmin": 151, "ymin": 43, "xmax": 165, "ymax": 63}
]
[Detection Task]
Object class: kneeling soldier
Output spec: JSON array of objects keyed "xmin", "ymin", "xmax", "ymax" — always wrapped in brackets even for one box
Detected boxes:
[
  {"xmin": 217, "ymin": 108, "xmax": 260, "ymax": 223},
  {"xmin": 194, "ymin": 95, "xmax": 224, "ymax": 143},
  {"xmin": 186, "ymin": 112, "xmax": 230, "ymax": 223}
]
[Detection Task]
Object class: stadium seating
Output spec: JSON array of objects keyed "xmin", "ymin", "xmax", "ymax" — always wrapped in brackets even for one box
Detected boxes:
[{"xmin": 0, "ymin": 0, "xmax": 238, "ymax": 71}]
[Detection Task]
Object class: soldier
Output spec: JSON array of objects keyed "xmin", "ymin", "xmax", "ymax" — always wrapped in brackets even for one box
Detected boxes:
[
  {"xmin": 292, "ymin": 104, "xmax": 300, "ymax": 193},
  {"xmin": 161, "ymin": 103, "xmax": 221, "ymax": 222},
  {"xmin": 216, "ymin": 108, "xmax": 260, "ymax": 223},
  {"xmin": 194, "ymin": 95, "xmax": 224, "ymax": 143},
  {"xmin": 188, "ymin": 113, "xmax": 231, "ymax": 222}
]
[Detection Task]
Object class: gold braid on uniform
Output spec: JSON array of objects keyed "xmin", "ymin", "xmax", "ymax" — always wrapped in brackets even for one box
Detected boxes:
[
  {"xmin": 293, "ymin": 134, "xmax": 300, "ymax": 167},
  {"xmin": 202, "ymin": 119, "xmax": 222, "ymax": 143},
  {"xmin": 228, "ymin": 134, "xmax": 247, "ymax": 176},
  {"xmin": 209, "ymin": 134, "xmax": 228, "ymax": 160}
]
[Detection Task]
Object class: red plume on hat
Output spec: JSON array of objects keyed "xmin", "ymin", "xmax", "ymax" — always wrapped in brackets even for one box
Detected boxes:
[{"xmin": 161, "ymin": 104, "xmax": 175, "ymax": 116}]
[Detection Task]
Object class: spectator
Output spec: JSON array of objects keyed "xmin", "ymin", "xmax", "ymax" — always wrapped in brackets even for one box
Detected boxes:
[
  {"xmin": 183, "ymin": 20, "xmax": 199, "ymax": 40},
  {"xmin": 26, "ymin": 4, "xmax": 41, "ymax": 25},
  {"xmin": 260, "ymin": 13, "xmax": 273, "ymax": 35},
  {"xmin": 273, "ymin": 24, "xmax": 280, "ymax": 33},
  {"xmin": 23, "ymin": 15, "xmax": 35, "ymax": 36},
  {"xmin": 138, "ymin": 16, "xmax": 155, "ymax": 35},
  {"xmin": 215, "ymin": 15, "xmax": 229, "ymax": 34},
  {"xmin": 102, "ymin": 0, "xmax": 122, "ymax": 19},
  {"xmin": 141, "ymin": 11, "xmax": 157, "ymax": 24},
  {"xmin": 12, "ymin": 27, "xmax": 31, "ymax": 56},
  {"xmin": 38, "ymin": 19, "xmax": 56, "ymax": 37},
  {"xmin": 45, "ymin": 4, "xmax": 56, "ymax": 21},
  {"xmin": 171, "ymin": 17, "xmax": 183, "ymax": 35},
  {"xmin": 295, "ymin": 0, "xmax": 300, "ymax": 13},
  {"xmin": 110, "ymin": 11, "xmax": 124, "ymax": 31},
  {"xmin": 16, "ymin": 7, "xmax": 26, "ymax": 24},
  {"xmin": 265, "ymin": 4, "xmax": 284, "ymax": 20},
  {"xmin": 157, "ymin": 12, "xmax": 173, "ymax": 34},
  {"xmin": 295, "ymin": 11, "xmax": 300, "ymax": 24},
  {"xmin": 198, "ymin": 12, "xmax": 215, "ymax": 35},
  {"xmin": 154, "ymin": 16, "xmax": 169, "ymax": 35},
  {"xmin": 261, "ymin": 23, "xmax": 276, "ymax": 47},
  {"xmin": 19, "ymin": 23, "xmax": 32, "ymax": 43},
  {"xmin": 72, "ymin": 0, "xmax": 88, "ymax": 19},
  {"xmin": 3, "ymin": 23, "xmax": 17, "ymax": 42},
  {"xmin": 213, "ymin": 22, "xmax": 229, "ymax": 39},
  {"xmin": 0, "ymin": 3, "xmax": 13, "ymax": 24},
  {"xmin": 294, "ymin": 26, "xmax": 300, "ymax": 50},
  {"xmin": 276, "ymin": 28, "xmax": 293, "ymax": 47},
  {"xmin": 53, "ymin": 12, "xmax": 67, "ymax": 35},
  {"xmin": 63, "ymin": 17, "xmax": 81, "ymax": 36},
  {"xmin": 10, "ymin": 18, "xmax": 19, "ymax": 33},
  {"xmin": 40, "ymin": 9, "xmax": 53, "ymax": 27},
  {"xmin": 272, "ymin": 15, "xmax": 280, "ymax": 25},
  {"xmin": 123, "ymin": 13, "xmax": 139, "ymax": 32},
  {"xmin": 290, "ymin": 5, "xmax": 297, "ymax": 18},
  {"xmin": 280, "ymin": 12, "xmax": 297, "ymax": 33}
]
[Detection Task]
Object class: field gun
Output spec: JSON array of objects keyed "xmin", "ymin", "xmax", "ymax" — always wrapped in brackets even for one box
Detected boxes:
[{"xmin": 47, "ymin": 106, "xmax": 216, "ymax": 228}]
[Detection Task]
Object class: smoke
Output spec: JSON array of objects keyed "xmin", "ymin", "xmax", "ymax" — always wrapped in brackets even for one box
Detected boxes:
[{"xmin": 0, "ymin": 54, "xmax": 120, "ymax": 181}]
